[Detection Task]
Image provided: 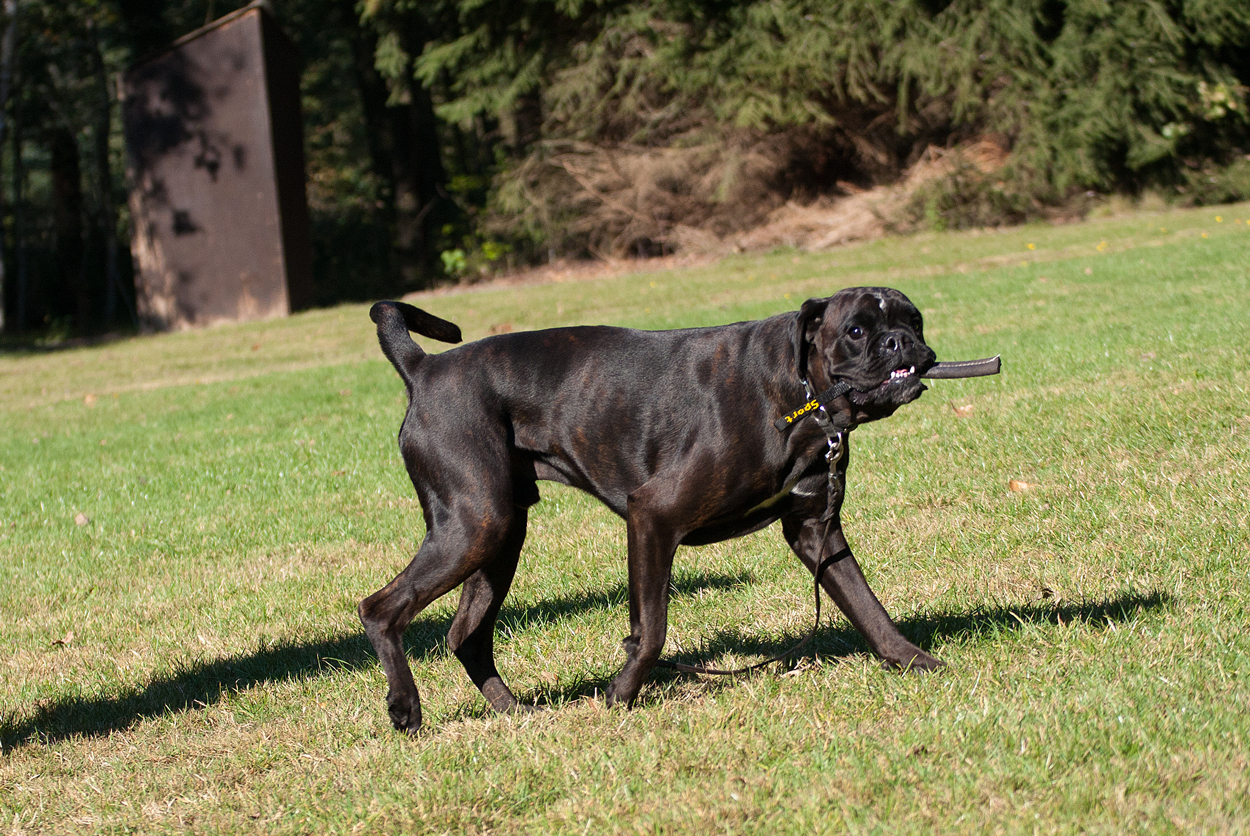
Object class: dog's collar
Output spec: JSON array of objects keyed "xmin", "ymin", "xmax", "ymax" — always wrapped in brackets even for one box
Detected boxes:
[{"xmin": 774, "ymin": 378, "xmax": 853, "ymax": 433}]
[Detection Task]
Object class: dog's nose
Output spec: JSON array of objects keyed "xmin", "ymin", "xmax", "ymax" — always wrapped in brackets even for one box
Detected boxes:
[{"xmin": 883, "ymin": 332, "xmax": 910, "ymax": 354}]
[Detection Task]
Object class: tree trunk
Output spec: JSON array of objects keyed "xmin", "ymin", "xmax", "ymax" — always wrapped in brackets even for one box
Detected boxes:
[
  {"xmin": 379, "ymin": 23, "xmax": 448, "ymax": 290},
  {"xmin": 12, "ymin": 108, "xmax": 25, "ymax": 331},
  {"xmin": 347, "ymin": 13, "xmax": 392, "ymax": 187},
  {"xmin": 50, "ymin": 125, "xmax": 87, "ymax": 333},
  {"xmin": 88, "ymin": 17, "xmax": 133, "ymax": 328},
  {"xmin": 115, "ymin": 0, "xmax": 171, "ymax": 55},
  {"xmin": 387, "ymin": 84, "xmax": 446, "ymax": 289},
  {"xmin": 354, "ymin": 9, "xmax": 451, "ymax": 290},
  {"xmin": 512, "ymin": 91, "xmax": 542, "ymax": 157},
  {"xmin": 0, "ymin": 0, "xmax": 15, "ymax": 333}
]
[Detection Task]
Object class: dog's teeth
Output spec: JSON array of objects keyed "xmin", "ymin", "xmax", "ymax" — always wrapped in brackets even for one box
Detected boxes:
[{"xmin": 885, "ymin": 366, "xmax": 915, "ymax": 384}]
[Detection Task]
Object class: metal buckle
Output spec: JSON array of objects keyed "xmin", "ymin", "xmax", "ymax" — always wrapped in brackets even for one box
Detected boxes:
[{"xmin": 826, "ymin": 431, "xmax": 844, "ymax": 465}]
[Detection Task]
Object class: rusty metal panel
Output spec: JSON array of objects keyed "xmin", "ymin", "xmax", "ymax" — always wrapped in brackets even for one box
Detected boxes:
[{"xmin": 122, "ymin": 4, "xmax": 312, "ymax": 331}]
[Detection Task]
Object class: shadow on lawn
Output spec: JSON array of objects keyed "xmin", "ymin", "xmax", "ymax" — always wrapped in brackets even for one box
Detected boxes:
[
  {"xmin": 516, "ymin": 588, "xmax": 1172, "ymax": 709},
  {"xmin": 0, "ymin": 570, "xmax": 749, "ymax": 750},
  {"xmin": 2, "ymin": 585, "xmax": 1168, "ymax": 750}
]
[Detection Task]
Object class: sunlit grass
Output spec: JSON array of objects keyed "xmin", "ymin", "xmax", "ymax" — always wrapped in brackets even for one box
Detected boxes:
[{"xmin": 2, "ymin": 203, "xmax": 1248, "ymax": 833}]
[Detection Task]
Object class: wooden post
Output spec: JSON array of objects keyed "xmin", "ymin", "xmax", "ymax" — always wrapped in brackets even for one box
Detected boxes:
[{"xmin": 122, "ymin": 2, "xmax": 312, "ymax": 331}]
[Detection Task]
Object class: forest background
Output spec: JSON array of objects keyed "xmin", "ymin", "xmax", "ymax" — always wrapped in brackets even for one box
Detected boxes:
[{"xmin": 1, "ymin": 0, "xmax": 1248, "ymax": 338}]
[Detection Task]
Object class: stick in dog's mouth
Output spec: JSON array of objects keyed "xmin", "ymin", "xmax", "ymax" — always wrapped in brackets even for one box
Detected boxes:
[
  {"xmin": 873, "ymin": 354, "xmax": 1001, "ymax": 393},
  {"xmin": 920, "ymin": 355, "xmax": 1001, "ymax": 380}
]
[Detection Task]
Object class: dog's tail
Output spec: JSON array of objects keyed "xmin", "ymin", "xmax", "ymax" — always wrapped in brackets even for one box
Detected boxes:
[{"xmin": 369, "ymin": 301, "xmax": 462, "ymax": 389}]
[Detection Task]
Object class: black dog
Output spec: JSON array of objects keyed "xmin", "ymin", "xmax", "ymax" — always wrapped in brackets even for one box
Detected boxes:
[{"xmin": 360, "ymin": 287, "xmax": 943, "ymax": 733}]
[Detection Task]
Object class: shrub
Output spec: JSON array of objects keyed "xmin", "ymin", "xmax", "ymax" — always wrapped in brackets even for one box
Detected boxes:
[{"xmin": 410, "ymin": 0, "xmax": 1250, "ymax": 255}]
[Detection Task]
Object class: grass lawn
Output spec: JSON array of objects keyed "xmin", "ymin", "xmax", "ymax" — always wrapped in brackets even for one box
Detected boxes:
[{"xmin": 2, "ymin": 204, "xmax": 1248, "ymax": 833}]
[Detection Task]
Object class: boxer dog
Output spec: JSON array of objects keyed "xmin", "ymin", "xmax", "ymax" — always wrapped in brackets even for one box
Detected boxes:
[{"xmin": 360, "ymin": 287, "xmax": 944, "ymax": 733}]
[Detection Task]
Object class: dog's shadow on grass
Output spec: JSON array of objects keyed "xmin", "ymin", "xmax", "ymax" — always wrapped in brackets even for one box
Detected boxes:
[
  {"xmin": 514, "ymin": 588, "xmax": 1172, "ymax": 710},
  {"xmin": 0, "ymin": 571, "xmax": 744, "ymax": 750},
  {"xmin": 2, "ymin": 584, "xmax": 1169, "ymax": 750}
]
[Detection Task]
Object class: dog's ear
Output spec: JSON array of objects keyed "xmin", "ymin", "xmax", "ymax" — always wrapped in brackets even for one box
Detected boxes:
[{"xmin": 792, "ymin": 297, "xmax": 829, "ymax": 381}]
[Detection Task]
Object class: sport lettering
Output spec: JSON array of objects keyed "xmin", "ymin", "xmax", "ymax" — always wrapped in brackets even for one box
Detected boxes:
[{"xmin": 784, "ymin": 400, "xmax": 819, "ymax": 423}]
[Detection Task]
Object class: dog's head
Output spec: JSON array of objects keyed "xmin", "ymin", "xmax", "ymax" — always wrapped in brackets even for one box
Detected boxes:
[{"xmin": 793, "ymin": 286, "xmax": 937, "ymax": 424}]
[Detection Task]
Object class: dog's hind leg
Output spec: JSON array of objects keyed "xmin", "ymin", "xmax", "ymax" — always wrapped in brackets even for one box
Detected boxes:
[
  {"xmin": 447, "ymin": 507, "xmax": 527, "ymax": 713},
  {"xmin": 359, "ymin": 484, "xmax": 519, "ymax": 734},
  {"xmin": 782, "ymin": 514, "xmax": 944, "ymax": 672}
]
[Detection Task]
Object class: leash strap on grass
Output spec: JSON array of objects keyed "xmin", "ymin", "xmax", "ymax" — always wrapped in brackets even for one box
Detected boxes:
[{"xmin": 656, "ymin": 525, "xmax": 850, "ymax": 677}]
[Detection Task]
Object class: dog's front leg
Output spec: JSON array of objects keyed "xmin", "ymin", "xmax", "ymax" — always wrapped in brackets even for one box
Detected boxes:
[
  {"xmin": 605, "ymin": 494, "xmax": 682, "ymax": 707},
  {"xmin": 782, "ymin": 515, "xmax": 944, "ymax": 672}
]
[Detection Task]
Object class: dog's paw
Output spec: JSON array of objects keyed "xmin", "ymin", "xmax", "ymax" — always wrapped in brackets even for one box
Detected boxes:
[
  {"xmin": 507, "ymin": 702, "xmax": 546, "ymax": 716},
  {"xmin": 386, "ymin": 692, "xmax": 423, "ymax": 735},
  {"xmin": 604, "ymin": 680, "xmax": 639, "ymax": 708},
  {"xmin": 884, "ymin": 650, "xmax": 945, "ymax": 674}
]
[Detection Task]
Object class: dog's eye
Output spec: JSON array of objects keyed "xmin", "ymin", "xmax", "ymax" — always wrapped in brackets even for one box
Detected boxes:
[{"xmin": 848, "ymin": 326, "xmax": 863, "ymax": 339}]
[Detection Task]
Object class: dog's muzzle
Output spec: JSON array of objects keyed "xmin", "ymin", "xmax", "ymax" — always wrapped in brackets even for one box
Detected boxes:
[{"xmin": 775, "ymin": 355, "xmax": 1001, "ymax": 432}]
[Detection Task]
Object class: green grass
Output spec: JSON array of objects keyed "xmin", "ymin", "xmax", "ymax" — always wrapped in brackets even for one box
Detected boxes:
[{"xmin": 2, "ymin": 204, "xmax": 1249, "ymax": 833}]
